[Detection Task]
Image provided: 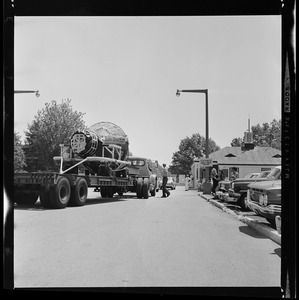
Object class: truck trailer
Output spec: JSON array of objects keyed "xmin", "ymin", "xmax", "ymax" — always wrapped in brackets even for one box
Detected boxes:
[{"xmin": 13, "ymin": 122, "xmax": 147, "ymax": 209}]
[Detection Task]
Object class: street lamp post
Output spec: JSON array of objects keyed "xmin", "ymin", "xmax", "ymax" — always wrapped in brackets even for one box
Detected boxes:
[
  {"xmin": 14, "ymin": 90, "xmax": 40, "ymax": 97},
  {"xmin": 176, "ymin": 89, "xmax": 212, "ymax": 194}
]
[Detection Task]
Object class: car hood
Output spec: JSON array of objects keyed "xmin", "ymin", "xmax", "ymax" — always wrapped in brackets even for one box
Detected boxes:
[
  {"xmin": 233, "ymin": 178, "xmax": 268, "ymax": 184},
  {"xmin": 248, "ymin": 180, "xmax": 281, "ymax": 191}
]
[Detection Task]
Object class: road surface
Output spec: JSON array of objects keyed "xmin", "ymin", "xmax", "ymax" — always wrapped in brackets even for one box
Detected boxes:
[{"xmin": 14, "ymin": 186, "xmax": 281, "ymax": 288}]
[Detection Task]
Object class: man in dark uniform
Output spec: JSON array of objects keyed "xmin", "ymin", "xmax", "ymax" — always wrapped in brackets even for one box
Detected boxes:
[{"xmin": 161, "ymin": 163, "xmax": 170, "ymax": 198}]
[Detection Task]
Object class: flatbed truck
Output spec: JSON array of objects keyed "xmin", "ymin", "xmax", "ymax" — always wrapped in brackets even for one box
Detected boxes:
[
  {"xmin": 13, "ymin": 121, "xmax": 148, "ymax": 209},
  {"xmin": 14, "ymin": 167, "xmax": 139, "ymax": 209}
]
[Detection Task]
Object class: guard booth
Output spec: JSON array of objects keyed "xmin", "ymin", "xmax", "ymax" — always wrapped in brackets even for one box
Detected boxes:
[
  {"xmin": 201, "ymin": 161, "xmax": 218, "ymax": 179},
  {"xmin": 190, "ymin": 159, "xmax": 218, "ymax": 189}
]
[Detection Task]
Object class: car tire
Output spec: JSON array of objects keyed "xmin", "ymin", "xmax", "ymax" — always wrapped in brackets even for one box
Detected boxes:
[
  {"xmin": 237, "ymin": 194, "xmax": 249, "ymax": 211},
  {"xmin": 266, "ymin": 218, "xmax": 277, "ymax": 229}
]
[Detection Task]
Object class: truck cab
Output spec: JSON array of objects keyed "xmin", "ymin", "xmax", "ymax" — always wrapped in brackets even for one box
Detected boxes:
[{"xmin": 127, "ymin": 156, "xmax": 159, "ymax": 198}]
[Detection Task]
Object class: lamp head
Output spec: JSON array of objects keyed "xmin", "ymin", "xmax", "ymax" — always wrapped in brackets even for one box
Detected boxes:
[
  {"xmin": 35, "ymin": 90, "xmax": 40, "ymax": 97},
  {"xmin": 176, "ymin": 90, "xmax": 181, "ymax": 97}
]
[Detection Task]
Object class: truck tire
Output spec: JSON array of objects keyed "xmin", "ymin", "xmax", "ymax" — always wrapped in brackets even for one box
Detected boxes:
[
  {"xmin": 70, "ymin": 177, "xmax": 88, "ymax": 206},
  {"xmin": 14, "ymin": 192, "xmax": 38, "ymax": 205},
  {"xmin": 136, "ymin": 178, "xmax": 143, "ymax": 199},
  {"xmin": 150, "ymin": 179, "xmax": 157, "ymax": 196},
  {"xmin": 49, "ymin": 176, "xmax": 71, "ymax": 209},
  {"xmin": 142, "ymin": 178, "xmax": 149, "ymax": 199},
  {"xmin": 39, "ymin": 186, "xmax": 52, "ymax": 208},
  {"xmin": 107, "ymin": 187, "xmax": 114, "ymax": 198},
  {"xmin": 100, "ymin": 186, "xmax": 108, "ymax": 198}
]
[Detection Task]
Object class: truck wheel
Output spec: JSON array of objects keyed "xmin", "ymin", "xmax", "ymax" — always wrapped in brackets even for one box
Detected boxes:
[
  {"xmin": 150, "ymin": 179, "xmax": 157, "ymax": 196},
  {"xmin": 107, "ymin": 187, "xmax": 114, "ymax": 198},
  {"xmin": 136, "ymin": 178, "xmax": 143, "ymax": 199},
  {"xmin": 101, "ymin": 187, "xmax": 108, "ymax": 198},
  {"xmin": 49, "ymin": 177, "xmax": 71, "ymax": 209},
  {"xmin": 14, "ymin": 192, "xmax": 38, "ymax": 205},
  {"xmin": 40, "ymin": 186, "xmax": 52, "ymax": 208},
  {"xmin": 70, "ymin": 177, "xmax": 88, "ymax": 206},
  {"xmin": 143, "ymin": 178, "xmax": 149, "ymax": 199}
]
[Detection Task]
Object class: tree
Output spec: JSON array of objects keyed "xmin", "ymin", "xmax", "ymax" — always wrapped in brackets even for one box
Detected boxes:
[
  {"xmin": 14, "ymin": 131, "xmax": 26, "ymax": 172},
  {"xmin": 230, "ymin": 137, "xmax": 243, "ymax": 147},
  {"xmin": 23, "ymin": 99, "xmax": 86, "ymax": 171},
  {"xmin": 252, "ymin": 119, "xmax": 281, "ymax": 149},
  {"xmin": 169, "ymin": 133, "xmax": 220, "ymax": 175},
  {"xmin": 230, "ymin": 119, "xmax": 281, "ymax": 150}
]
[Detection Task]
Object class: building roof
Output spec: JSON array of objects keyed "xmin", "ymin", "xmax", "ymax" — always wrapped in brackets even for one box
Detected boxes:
[{"xmin": 208, "ymin": 146, "xmax": 281, "ymax": 165}]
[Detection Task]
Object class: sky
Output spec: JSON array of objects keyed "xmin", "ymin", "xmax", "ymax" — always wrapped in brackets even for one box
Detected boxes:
[{"xmin": 14, "ymin": 16, "xmax": 281, "ymax": 166}]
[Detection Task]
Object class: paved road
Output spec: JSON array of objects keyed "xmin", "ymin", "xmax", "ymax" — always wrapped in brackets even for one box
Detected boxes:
[{"xmin": 14, "ymin": 186, "xmax": 281, "ymax": 288}]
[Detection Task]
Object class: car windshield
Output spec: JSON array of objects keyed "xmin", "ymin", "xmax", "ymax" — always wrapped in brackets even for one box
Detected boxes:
[
  {"xmin": 257, "ymin": 171, "xmax": 270, "ymax": 178},
  {"xmin": 244, "ymin": 173, "xmax": 259, "ymax": 179},
  {"xmin": 266, "ymin": 167, "xmax": 281, "ymax": 180}
]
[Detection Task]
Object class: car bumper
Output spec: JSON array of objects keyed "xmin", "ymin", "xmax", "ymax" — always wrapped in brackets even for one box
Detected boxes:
[
  {"xmin": 215, "ymin": 191, "xmax": 226, "ymax": 200},
  {"xmin": 246, "ymin": 198, "xmax": 281, "ymax": 219},
  {"xmin": 216, "ymin": 191, "xmax": 238, "ymax": 203},
  {"xmin": 228, "ymin": 189, "xmax": 241, "ymax": 200}
]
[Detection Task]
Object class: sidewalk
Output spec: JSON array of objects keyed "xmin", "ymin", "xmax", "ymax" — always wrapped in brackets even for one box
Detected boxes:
[{"xmin": 199, "ymin": 192, "xmax": 281, "ymax": 245}]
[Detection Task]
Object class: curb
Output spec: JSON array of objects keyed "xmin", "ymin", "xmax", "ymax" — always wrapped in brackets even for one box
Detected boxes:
[{"xmin": 199, "ymin": 193, "xmax": 281, "ymax": 245}]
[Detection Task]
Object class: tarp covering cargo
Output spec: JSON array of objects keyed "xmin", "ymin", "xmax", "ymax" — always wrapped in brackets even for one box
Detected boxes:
[{"xmin": 88, "ymin": 122, "xmax": 128, "ymax": 146}]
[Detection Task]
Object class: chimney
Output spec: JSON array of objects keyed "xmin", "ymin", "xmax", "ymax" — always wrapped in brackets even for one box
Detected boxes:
[
  {"xmin": 248, "ymin": 117, "xmax": 250, "ymax": 132},
  {"xmin": 241, "ymin": 118, "xmax": 255, "ymax": 150}
]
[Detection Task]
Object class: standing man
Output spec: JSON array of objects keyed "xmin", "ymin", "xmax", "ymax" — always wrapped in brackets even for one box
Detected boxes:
[
  {"xmin": 231, "ymin": 167, "xmax": 239, "ymax": 180},
  {"xmin": 211, "ymin": 167, "xmax": 218, "ymax": 195},
  {"xmin": 184, "ymin": 175, "xmax": 191, "ymax": 191},
  {"xmin": 161, "ymin": 163, "xmax": 170, "ymax": 198}
]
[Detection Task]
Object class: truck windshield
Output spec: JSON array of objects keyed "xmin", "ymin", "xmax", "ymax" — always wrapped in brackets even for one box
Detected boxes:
[{"xmin": 130, "ymin": 160, "xmax": 145, "ymax": 166}]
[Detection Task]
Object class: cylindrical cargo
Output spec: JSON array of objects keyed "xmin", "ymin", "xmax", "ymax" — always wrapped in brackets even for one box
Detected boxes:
[{"xmin": 70, "ymin": 121, "xmax": 129, "ymax": 160}]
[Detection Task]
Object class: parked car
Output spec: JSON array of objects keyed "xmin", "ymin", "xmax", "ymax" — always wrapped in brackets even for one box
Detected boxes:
[
  {"xmin": 246, "ymin": 178, "xmax": 281, "ymax": 228},
  {"xmin": 216, "ymin": 167, "xmax": 281, "ymax": 209},
  {"xmin": 166, "ymin": 177, "xmax": 176, "ymax": 190}
]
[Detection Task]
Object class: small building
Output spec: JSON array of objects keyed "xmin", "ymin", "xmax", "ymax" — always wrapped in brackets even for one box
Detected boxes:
[{"xmin": 190, "ymin": 130, "xmax": 281, "ymax": 188}]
